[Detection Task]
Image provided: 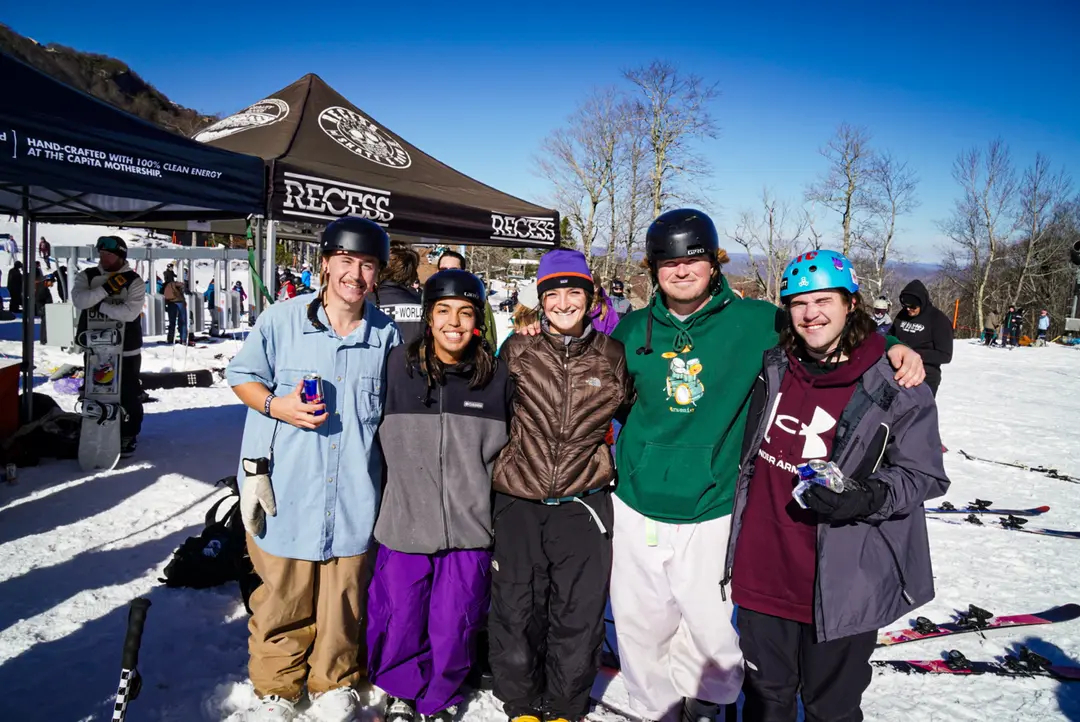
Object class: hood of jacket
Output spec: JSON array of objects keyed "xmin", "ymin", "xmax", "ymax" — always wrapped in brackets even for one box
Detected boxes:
[
  {"xmin": 786, "ymin": 332, "xmax": 886, "ymax": 389},
  {"xmin": 899, "ymin": 279, "xmax": 932, "ymax": 309}
]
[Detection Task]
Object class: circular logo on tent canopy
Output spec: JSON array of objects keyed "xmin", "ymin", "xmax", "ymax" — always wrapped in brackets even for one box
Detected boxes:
[
  {"xmin": 318, "ymin": 106, "xmax": 412, "ymax": 169},
  {"xmin": 193, "ymin": 99, "xmax": 290, "ymax": 143}
]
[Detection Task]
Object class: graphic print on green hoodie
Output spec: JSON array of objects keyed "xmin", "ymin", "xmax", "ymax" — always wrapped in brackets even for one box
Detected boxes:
[{"xmin": 612, "ymin": 276, "xmax": 782, "ymax": 523}]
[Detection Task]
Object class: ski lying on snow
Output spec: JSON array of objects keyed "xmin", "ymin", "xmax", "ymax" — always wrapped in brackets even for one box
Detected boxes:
[
  {"xmin": 958, "ymin": 449, "xmax": 1080, "ymax": 484},
  {"xmin": 925, "ymin": 500, "xmax": 1050, "ymax": 516},
  {"xmin": 873, "ymin": 648, "xmax": 1080, "ymax": 681},
  {"xmin": 930, "ymin": 513, "xmax": 1080, "ymax": 539},
  {"xmin": 877, "ymin": 603, "xmax": 1080, "ymax": 647}
]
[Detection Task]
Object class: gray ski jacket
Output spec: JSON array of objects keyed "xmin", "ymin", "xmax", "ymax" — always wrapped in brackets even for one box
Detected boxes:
[
  {"xmin": 723, "ymin": 346, "xmax": 950, "ymax": 642},
  {"xmin": 374, "ymin": 344, "xmax": 513, "ymax": 554}
]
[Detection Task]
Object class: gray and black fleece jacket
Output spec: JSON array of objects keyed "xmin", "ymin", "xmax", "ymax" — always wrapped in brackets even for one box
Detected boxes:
[{"xmin": 374, "ymin": 343, "xmax": 513, "ymax": 554}]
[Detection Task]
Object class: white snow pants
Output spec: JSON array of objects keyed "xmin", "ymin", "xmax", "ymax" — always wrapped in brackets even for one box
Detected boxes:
[{"xmin": 610, "ymin": 494, "xmax": 744, "ymax": 720}]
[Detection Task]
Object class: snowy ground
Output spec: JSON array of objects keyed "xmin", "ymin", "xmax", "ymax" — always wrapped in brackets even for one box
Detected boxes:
[{"xmin": 1, "ymin": 326, "xmax": 1079, "ymax": 720}]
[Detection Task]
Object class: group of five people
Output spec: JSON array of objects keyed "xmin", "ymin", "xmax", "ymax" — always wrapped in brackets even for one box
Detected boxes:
[{"xmin": 228, "ymin": 209, "xmax": 948, "ymax": 722}]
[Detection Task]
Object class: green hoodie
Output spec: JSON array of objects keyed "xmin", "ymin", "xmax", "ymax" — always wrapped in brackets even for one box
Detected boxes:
[{"xmin": 612, "ymin": 277, "xmax": 782, "ymax": 523}]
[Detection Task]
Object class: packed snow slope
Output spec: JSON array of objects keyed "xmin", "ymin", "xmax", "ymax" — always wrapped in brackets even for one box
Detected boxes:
[{"xmin": 1, "ymin": 336, "xmax": 1079, "ymax": 721}]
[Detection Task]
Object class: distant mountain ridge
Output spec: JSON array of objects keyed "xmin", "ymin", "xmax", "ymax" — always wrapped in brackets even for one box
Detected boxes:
[{"xmin": 0, "ymin": 22, "xmax": 215, "ymax": 136}]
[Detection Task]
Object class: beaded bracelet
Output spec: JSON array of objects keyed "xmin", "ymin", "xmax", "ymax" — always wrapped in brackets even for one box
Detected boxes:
[{"xmin": 263, "ymin": 393, "xmax": 275, "ymax": 417}]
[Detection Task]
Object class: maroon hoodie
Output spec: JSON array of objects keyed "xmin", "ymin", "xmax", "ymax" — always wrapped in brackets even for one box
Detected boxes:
[{"xmin": 731, "ymin": 333, "xmax": 886, "ymax": 623}]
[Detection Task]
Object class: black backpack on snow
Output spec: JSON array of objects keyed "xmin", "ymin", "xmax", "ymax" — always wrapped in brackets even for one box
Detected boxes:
[{"xmin": 159, "ymin": 476, "xmax": 262, "ymax": 613}]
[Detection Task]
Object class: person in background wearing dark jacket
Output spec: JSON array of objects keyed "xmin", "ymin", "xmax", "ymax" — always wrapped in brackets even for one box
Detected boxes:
[
  {"xmin": 889, "ymin": 280, "xmax": 953, "ymax": 396},
  {"xmin": 378, "ymin": 242, "xmax": 424, "ymax": 345},
  {"xmin": 609, "ymin": 278, "xmax": 633, "ymax": 317},
  {"xmin": 368, "ymin": 270, "xmax": 511, "ymax": 722},
  {"xmin": 38, "ymin": 236, "xmax": 52, "ymax": 269},
  {"xmin": 437, "ymin": 249, "xmax": 499, "ymax": 350},
  {"xmin": 1006, "ymin": 306, "xmax": 1024, "ymax": 348},
  {"xmin": 7, "ymin": 260, "xmax": 23, "ymax": 314},
  {"xmin": 489, "ymin": 249, "xmax": 632, "ymax": 722},
  {"xmin": 725, "ymin": 251, "xmax": 949, "ymax": 722},
  {"xmin": 163, "ymin": 263, "xmax": 177, "ymax": 285}
]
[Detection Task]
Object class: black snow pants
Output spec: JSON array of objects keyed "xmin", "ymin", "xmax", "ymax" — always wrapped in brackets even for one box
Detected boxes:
[
  {"xmin": 488, "ymin": 490, "xmax": 613, "ymax": 720},
  {"xmin": 737, "ymin": 607, "xmax": 876, "ymax": 722},
  {"xmin": 120, "ymin": 353, "xmax": 143, "ymax": 439}
]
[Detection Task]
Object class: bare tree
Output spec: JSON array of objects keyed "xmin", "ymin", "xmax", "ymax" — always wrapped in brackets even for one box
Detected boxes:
[
  {"xmin": 803, "ymin": 200, "xmax": 828, "ymax": 251},
  {"xmin": 940, "ymin": 139, "xmax": 1017, "ymax": 329},
  {"xmin": 1011, "ymin": 153, "xmax": 1073, "ymax": 305},
  {"xmin": 805, "ymin": 123, "xmax": 875, "ymax": 255},
  {"xmin": 623, "ymin": 60, "xmax": 720, "ymax": 218},
  {"xmin": 535, "ymin": 88, "xmax": 622, "ymax": 263},
  {"xmin": 729, "ymin": 188, "xmax": 809, "ymax": 304},
  {"xmin": 856, "ymin": 152, "xmax": 920, "ymax": 298},
  {"xmin": 611, "ymin": 102, "xmax": 651, "ymax": 282}
]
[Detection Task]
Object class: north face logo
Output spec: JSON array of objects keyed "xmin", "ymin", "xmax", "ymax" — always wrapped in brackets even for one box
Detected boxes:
[{"xmin": 764, "ymin": 393, "xmax": 837, "ymax": 459}]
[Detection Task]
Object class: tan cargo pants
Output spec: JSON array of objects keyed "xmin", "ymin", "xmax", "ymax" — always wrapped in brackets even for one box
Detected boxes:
[{"xmin": 247, "ymin": 536, "xmax": 369, "ymax": 700}]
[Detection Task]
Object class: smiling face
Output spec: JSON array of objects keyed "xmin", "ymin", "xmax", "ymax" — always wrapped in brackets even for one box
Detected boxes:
[
  {"xmin": 322, "ymin": 252, "xmax": 378, "ymax": 306},
  {"xmin": 656, "ymin": 257, "xmax": 714, "ymax": 312},
  {"xmin": 788, "ymin": 290, "xmax": 854, "ymax": 358},
  {"xmin": 430, "ymin": 298, "xmax": 478, "ymax": 363},
  {"xmin": 542, "ymin": 287, "xmax": 589, "ymax": 336}
]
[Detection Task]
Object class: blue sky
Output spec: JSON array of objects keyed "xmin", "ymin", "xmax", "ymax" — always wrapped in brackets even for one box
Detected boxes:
[{"xmin": 6, "ymin": 0, "xmax": 1079, "ymax": 261}]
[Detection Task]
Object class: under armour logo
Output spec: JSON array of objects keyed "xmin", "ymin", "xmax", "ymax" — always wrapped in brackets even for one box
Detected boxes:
[{"xmin": 764, "ymin": 393, "xmax": 838, "ymax": 459}]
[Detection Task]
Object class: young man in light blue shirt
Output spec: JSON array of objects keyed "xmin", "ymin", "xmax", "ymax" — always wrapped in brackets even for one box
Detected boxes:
[{"xmin": 227, "ymin": 216, "xmax": 400, "ymax": 722}]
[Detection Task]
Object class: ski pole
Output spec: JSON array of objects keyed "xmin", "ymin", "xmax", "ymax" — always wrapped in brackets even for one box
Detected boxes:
[{"xmin": 113, "ymin": 598, "xmax": 151, "ymax": 722}]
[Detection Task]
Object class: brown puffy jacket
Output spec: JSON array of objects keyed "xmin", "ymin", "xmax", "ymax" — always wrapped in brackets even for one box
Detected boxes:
[{"xmin": 493, "ymin": 325, "xmax": 633, "ymax": 500}]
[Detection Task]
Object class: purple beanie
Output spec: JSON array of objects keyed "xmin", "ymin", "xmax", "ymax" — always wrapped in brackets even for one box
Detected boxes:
[{"xmin": 536, "ymin": 249, "xmax": 594, "ymax": 296}]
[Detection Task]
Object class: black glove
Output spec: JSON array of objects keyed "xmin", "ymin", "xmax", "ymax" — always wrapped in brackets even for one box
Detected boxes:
[
  {"xmin": 803, "ymin": 477, "xmax": 888, "ymax": 522},
  {"xmin": 103, "ymin": 271, "xmax": 139, "ymax": 296}
]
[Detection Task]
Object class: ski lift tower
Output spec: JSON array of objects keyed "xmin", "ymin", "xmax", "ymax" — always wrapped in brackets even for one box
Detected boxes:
[{"xmin": 1067, "ymin": 240, "xmax": 1080, "ymax": 337}]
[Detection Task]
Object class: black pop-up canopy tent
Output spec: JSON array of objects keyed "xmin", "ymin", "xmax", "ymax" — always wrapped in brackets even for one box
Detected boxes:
[
  {"xmin": 0, "ymin": 51, "xmax": 267, "ymax": 413},
  {"xmin": 195, "ymin": 73, "xmax": 559, "ymax": 249},
  {"xmin": 0, "ymin": 52, "xmax": 266, "ymax": 223}
]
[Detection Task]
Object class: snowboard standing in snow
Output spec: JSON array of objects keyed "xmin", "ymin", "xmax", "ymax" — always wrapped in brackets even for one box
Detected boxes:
[
  {"xmin": 877, "ymin": 603, "xmax": 1080, "ymax": 647},
  {"xmin": 77, "ymin": 307, "xmax": 124, "ymax": 472},
  {"xmin": 874, "ymin": 647, "xmax": 1080, "ymax": 681}
]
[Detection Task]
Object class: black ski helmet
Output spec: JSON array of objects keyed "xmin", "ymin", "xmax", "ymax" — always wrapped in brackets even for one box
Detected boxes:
[
  {"xmin": 644, "ymin": 208, "xmax": 719, "ymax": 263},
  {"xmin": 422, "ymin": 269, "xmax": 487, "ymax": 312},
  {"xmin": 319, "ymin": 216, "xmax": 390, "ymax": 265}
]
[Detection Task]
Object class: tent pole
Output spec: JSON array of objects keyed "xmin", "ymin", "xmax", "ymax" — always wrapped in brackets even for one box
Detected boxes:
[
  {"xmin": 20, "ymin": 191, "xmax": 36, "ymax": 421},
  {"xmin": 253, "ymin": 217, "xmax": 264, "ymax": 316},
  {"xmin": 265, "ymin": 222, "xmax": 277, "ymax": 302}
]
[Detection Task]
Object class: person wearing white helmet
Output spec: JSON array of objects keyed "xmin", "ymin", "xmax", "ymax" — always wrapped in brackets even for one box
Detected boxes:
[{"xmin": 871, "ymin": 298, "xmax": 891, "ymax": 335}]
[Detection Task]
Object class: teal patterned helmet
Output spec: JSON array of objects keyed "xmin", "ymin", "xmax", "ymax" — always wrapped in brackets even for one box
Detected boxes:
[{"xmin": 779, "ymin": 250, "xmax": 859, "ymax": 299}]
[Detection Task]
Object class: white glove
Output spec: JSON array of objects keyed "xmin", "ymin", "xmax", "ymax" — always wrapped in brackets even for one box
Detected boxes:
[{"xmin": 241, "ymin": 458, "xmax": 277, "ymax": 537}]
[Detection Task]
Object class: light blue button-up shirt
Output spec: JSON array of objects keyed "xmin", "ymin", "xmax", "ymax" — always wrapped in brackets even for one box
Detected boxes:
[{"xmin": 226, "ymin": 294, "xmax": 401, "ymax": 561}]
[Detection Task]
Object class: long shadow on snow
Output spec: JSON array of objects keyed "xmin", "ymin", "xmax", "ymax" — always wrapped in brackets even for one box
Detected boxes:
[
  {"xmin": 0, "ymin": 402, "xmax": 245, "ymax": 544},
  {"xmin": 0, "ymin": 525, "xmax": 193, "ymax": 635},
  {"xmin": 1016, "ymin": 636, "xmax": 1080, "ymax": 721},
  {"xmin": 0, "ymin": 570, "xmax": 251, "ymax": 722}
]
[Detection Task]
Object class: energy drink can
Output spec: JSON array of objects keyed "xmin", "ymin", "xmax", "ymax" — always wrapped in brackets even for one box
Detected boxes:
[
  {"xmin": 809, "ymin": 459, "xmax": 846, "ymax": 493},
  {"xmin": 302, "ymin": 374, "xmax": 325, "ymax": 416}
]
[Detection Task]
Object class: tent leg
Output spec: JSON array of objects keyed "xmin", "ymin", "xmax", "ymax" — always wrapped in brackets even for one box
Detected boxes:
[
  {"xmin": 252, "ymin": 217, "xmax": 264, "ymax": 316},
  {"xmin": 265, "ymin": 222, "xmax": 277, "ymax": 302},
  {"xmin": 20, "ymin": 200, "xmax": 36, "ymax": 422}
]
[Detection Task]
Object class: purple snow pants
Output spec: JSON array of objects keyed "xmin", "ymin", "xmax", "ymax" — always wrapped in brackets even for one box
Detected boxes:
[{"xmin": 366, "ymin": 545, "xmax": 492, "ymax": 715}]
